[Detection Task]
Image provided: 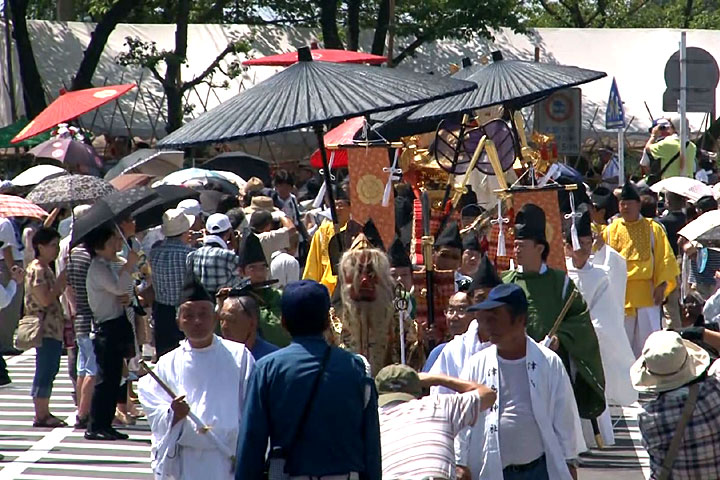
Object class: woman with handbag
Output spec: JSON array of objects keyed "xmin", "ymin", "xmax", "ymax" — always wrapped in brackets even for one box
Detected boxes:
[
  {"xmin": 84, "ymin": 226, "xmax": 138, "ymax": 441},
  {"xmin": 24, "ymin": 227, "xmax": 67, "ymax": 428}
]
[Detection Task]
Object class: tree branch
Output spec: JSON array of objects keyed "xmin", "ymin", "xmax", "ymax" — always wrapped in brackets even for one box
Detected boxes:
[
  {"xmin": 71, "ymin": 0, "xmax": 141, "ymax": 90},
  {"xmin": 392, "ymin": 35, "xmax": 426, "ymax": 66},
  {"xmin": 182, "ymin": 42, "xmax": 238, "ymax": 92},
  {"xmin": 197, "ymin": 0, "xmax": 233, "ymax": 23},
  {"xmin": 537, "ymin": 0, "xmax": 572, "ymax": 26}
]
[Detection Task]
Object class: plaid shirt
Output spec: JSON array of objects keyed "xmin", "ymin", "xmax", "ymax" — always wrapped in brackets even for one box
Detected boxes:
[
  {"xmin": 66, "ymin": 246, "xmax": 94, "ymax": 335},
  {"xmin": 186, "ymin": 245, "xmax": 241, "ymax": 296},
  {"xmin": 149, "ymin": 237, "xmax": 195, "ymax": 306},
  {"xmin": 639, "ymin": 373, "xmax": 720, "ymax": 479}
]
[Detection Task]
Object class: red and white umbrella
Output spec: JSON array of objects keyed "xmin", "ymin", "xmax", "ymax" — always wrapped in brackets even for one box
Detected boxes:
[
  {"xmin": 243, "ymin": 49, "xmax": 386, "ymax": 67},
  {"xmin": 0, "ymin": 194, "xmax": 48, "ymax": 219},
  {"xmin": 12, "ymin": 83, "xmax": 136, "ymax": 144},
  {"xmin": 309, "ymin": 116, "xmax": 366, "ymax": 168},
  {"xmin": 650, "ymin": 176, "xmax": 713, "ymax": 202}
]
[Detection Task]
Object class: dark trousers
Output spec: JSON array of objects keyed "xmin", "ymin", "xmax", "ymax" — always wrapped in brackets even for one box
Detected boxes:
[
  {"xmin": 88, "ymin": 315, "xmax": 133, "ymax": 433},
  {"xmin": 503, "ymin": 455, "xmax": 549, "ymax": 480},
  {"xmin": 152, "ymin": 302, "xmax": 184, "ymax": 358},
  {"xmin": 0, "ymin": 355, "xmax": 9, "ymax": 381}
]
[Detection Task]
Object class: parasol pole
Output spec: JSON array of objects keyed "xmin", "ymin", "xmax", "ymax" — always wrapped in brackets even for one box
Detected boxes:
[
  {"xmin": 313, "ymin": 124, "xmax": 340, "ymax": 234},
  {"xmin": 421, "ymin": 191, "xmax": 436, "ymax": 328}
]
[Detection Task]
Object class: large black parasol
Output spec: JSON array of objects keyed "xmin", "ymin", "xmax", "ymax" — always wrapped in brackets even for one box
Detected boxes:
[
  {"xmin": 71, "ymin": 187, "xmax": 158, "ymax": 247},
  {"xmin": 133, "ymin": 185, "xmax": 200, "ymax": 232},
  {"xmin": 404, "ymin": 51, "xmax": 606, "ymax": 126},
  {"xmin": 202, "ymin": 153, "xmax": 271, "ymax": 185},
  {"xmin": 158, "ymin": 46, "xmax": 476, "ymax": 225}
]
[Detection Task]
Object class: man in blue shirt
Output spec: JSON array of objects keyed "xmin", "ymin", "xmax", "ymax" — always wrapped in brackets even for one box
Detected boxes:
[
  {"xmin": 217, "ymin": 293, "xmax": 279, "ymax": 361},
  {"xmin": 236, "ymin": 280, "xmax": 381, "ymax": 479}
]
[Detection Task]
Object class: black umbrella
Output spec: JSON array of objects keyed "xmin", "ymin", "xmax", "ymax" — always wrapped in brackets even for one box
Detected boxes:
[
  {"xmin": 71, "ymin": 187, "xmax": 158, "ymax": 247},
  {"xmin": 405, "ymin": 51, "xmax": 606, "ymax": 126},
  {"xmin": 133, "ymin": 185, "xmax": 200, "ymax": 232},
  {"xmin": 158, "ymin": 46, "xmax": 476, "ymax": 225},
  {"xmin": 202, "ymin": 153, "xmax": 271, "ymax": 185},
  {"xmin": 26, "ymin": 174, "xmax": 116, "ymax": 210},
  {"xmin": 104, "ymin": 149, "xmax": 185, "ymax": 181}
]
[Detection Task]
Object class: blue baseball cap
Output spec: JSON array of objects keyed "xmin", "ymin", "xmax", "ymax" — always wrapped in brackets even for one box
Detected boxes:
[
  {"xmin": 281, "ymin": 280, "xmax": 330, "ymax": 324},
  {"xmin": 467, "ymin": 283, "xmax": 528, "ymax": 313}
]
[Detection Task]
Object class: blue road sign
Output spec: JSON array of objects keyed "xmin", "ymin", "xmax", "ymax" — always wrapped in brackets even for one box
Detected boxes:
[{"xmin": 606, "ymin": 78, "xmax": 626, "ymax": 129}]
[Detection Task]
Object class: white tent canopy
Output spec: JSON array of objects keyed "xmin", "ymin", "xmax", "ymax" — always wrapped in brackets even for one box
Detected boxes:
[{"xmin": 0, "ymin": 22, "xmax": 718, "ymax": 142}]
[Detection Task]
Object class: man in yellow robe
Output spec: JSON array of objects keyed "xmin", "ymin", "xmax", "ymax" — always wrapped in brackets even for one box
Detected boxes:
[
  {"xmin": 301, "ymin": 189, "xmax": 351, "ymax": 296},
  {"xmin": 603, "ymin": 182, "xmax": 680, "ymax": 356}
]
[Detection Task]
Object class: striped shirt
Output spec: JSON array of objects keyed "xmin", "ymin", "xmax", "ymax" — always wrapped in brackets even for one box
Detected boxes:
[
  {"xmin": 66, "ymin": 246, "xmax": 94, "ymax": 335},
  {"xmin": 379, "ymin": 391, "xmax": 482, "ymax": 479}
]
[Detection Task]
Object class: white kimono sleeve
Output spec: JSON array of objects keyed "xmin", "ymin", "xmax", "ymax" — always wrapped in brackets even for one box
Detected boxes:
[
  {"xmin": 548, "ymin": 354, "xmax": 586, "ymax": 460},
  {"xmin": 138, "ymin": 373, "xmax": 185, "ymax": 479}
]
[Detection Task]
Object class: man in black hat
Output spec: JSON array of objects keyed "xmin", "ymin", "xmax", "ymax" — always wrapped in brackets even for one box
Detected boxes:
[
  {"xmin": 466, "ymin": 254, "xmax": 502, "ymax": 304},
  {"xmin": 589, "ymin": 186, "xmax": 618, "ymax": 233},
  {"xmin": 459, "ymin": 234, "xmax": 482, "ymax": 279},
  {"xmin": 564, "ymin": 204, "xmax": 637, "ymax": 447},
  {"xmin": 301, "ymin": 186, "xmax": 351, "ymax": 296},
  {"xmin": 504, "ymin": 203, "xmax": 606, "ymax": 424},
  {"xmin": 603, "ymin": 182, "xmax": 680, "ymax": 356},
  {"xmin": 138, "ymin": 277, "xmax": 254, "ymax": 480},
  {"xmin": 388, "ymin": 235, "xmax": 413, "ymax": 292},
  {"xmin": 238, "ymin": 231, "xmax": 289, "ymax": 348},
  {"xmin": 434, "ymin": 221, "xmax": 471, "ymax": 291}
]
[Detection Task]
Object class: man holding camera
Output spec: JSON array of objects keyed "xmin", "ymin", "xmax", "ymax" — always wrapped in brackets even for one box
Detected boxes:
[{"xmin": 639, "ymin": 117, "xmax": 697, "ymax": 181}]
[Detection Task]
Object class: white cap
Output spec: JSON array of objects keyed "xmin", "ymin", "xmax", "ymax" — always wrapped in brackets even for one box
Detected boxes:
[
  {"xmin": 72, "ymin": 204, "xmax": 92, "ymax": 219},
  {"xmin": 206, "ymin": 213, "xmax": 232, "ymax": 234},
  {"xmin": 177, "ymin": 199, "xmax": 202, "ymax": 217},
  {"xmin": 162, "ymin": 208, "xmax": 195, "ymax": 237}
]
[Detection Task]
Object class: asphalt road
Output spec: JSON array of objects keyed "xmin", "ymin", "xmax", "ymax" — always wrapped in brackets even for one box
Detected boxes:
[{"xmin": 0, "ymin": 351, "xmax": 649, "ymax": 479}]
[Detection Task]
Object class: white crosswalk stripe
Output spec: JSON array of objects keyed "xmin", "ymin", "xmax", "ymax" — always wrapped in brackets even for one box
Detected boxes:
[{"xmin": 0, "ymin": 351, "xmax": 153, "ymax": 479}]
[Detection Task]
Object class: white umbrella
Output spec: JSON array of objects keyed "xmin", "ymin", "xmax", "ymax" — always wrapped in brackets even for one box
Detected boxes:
[
  {"xmin": 677, "ymin": 210, "xmax": 720, "ymax": 244},
  {"xmin": 12, "ymin": 164, "xmax": 67, "ymax": 187},
  {"xmin": 153, "ymin": 168, "xmax": 245, "ymax": 192},
  {"xmin": 650, "ymin": 176, "xmax": 713, "ymax": 202}
]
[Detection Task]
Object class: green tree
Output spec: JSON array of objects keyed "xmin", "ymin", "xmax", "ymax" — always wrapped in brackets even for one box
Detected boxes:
[{"xmin": 116, "ymin": 0, "xmax": 250, "ymax": 133}]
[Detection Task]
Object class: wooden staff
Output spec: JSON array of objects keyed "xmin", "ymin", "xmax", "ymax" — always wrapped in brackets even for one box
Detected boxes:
[
  {"xmin": 139, "ymin": 360, "xmax": 236, "ymax": 466},
  {"xmin": 544, "ymin": 292, "xmax": 605, "ymax": 449},
  {"xmin": 547, "ymin": 290, "xmax": 578, "ymax": 339}
]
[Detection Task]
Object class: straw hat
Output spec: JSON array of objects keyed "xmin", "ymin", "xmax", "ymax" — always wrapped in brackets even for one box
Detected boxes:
[
  {"xmin": 631, "ymin": 330, "xmax": 710, "ymax": 393},
  {"xmin": 243, "ymin": 196, "xmax": 277, "ymax": 215},
  {"xmin": 245, "ymin": 177, "xmax": 265, "ymax": 194},
  {"xmin": 161, "ymin": 208, "xmax": 195, "ymax": 237}
]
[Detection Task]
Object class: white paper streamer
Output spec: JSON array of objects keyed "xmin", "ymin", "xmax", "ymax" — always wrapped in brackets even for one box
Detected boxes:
[
  {"xmin": 313, "ymin": 151, "xmax": 336, "ymax": 209},
  {"xmin": 382, "ymin": 149, "xmax": 402, "ymax": 207},
  {"xmin": 564, "ymin": 192, "xmax": 582, "ymax": 251},
  {"xmin": 491, "ymin": 199, "xmax": 509, "ymax": 257}
]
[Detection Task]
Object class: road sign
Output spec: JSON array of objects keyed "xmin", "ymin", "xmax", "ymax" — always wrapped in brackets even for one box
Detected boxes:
[
  {"xmin": 606, "ymin": 78, "xmax": 625, "ymax": 129},
  {"xmin": 534, "ymin": 88, "xmax": 582, "ymax": 156},
  {"xmin": 663, "ymin": 47, "xmax": 719, "ymax": 112}
]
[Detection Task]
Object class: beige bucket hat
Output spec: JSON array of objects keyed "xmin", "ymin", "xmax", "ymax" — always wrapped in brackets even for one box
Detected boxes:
[
  {"xmin": 161, "ymin": 208, "xmax": 195, "ymax": 237},
  {"xmin": 631, "ymin": 330, "xmax": 710, "ymax": 393}
]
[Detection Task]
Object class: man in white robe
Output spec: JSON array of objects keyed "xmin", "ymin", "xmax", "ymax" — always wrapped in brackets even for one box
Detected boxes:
[
  {"xmin": 428, "ymin": 320, "xmax": 490, "ymax": 395},
  {"xmin": 458, "ymin": 284, "xmax": 585, "ymax": 480},
  {"xmin": 138, "ymin": 279, "xmax": 254, "ymax": 480},
  {"xmin": 564, "ymin": 205, "xmax": 637, "ymax": 447}
]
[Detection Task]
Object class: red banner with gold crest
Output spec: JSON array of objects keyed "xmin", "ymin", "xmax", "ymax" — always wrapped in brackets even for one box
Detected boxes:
[{"xmin": 347, "ymin": 148, "xmax": 396, "ymax": 249}]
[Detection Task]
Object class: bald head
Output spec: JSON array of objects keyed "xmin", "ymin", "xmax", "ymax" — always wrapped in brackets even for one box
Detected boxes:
[{"xmin": 218, "ymin": 296, "xmax": 260, "ymax": 346}]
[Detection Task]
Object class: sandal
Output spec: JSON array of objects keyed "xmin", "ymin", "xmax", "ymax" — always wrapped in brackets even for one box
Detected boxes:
[{"xmin": 33, "ymin": 415, "xmax": 68, "ymax": 428}]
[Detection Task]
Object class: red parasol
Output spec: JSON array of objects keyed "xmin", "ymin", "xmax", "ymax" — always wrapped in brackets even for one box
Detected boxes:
[
  {"xmin": 310, "ymin": 116, "xmax": 366, "ymax": 168},
  {"xmin": 12, "ymin": 83, "xmax": 136, "ymax": 144},
  {"xmin": 0, "ymin": 194, "xmax": 48, "ymax": 219},
  {"xmin": 243, "ymin": 49, "xmax": 386, "ymax": 67}
]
